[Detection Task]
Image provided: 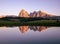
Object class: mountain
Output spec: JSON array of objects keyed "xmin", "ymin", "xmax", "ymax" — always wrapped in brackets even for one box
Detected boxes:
[
  {"xmin": 29, "ymin": 10, "xmax": 54, "ymax": 17},
  {"xmin": 19, "ymin": 9, "xmax": 54, "ymax": 17},
  {"xmin": 19, "ymin": 9, "xmax": 29, "ymax": 17}
]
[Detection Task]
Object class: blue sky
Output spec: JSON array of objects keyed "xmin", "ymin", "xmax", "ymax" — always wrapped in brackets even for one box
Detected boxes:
[{"xmin": 0, "ymin": 0, "xmax": 60, "ymax": 16}]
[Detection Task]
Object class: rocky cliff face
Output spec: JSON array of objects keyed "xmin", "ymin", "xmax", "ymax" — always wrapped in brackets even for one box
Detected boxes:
[
  {"xmin": 29, "ymin": 11, "xmax": 53, "ymax": 17},
  {"xmin": 19, "ymin": 9, "xmax": 29, "ymax": 17},
  {"xmin": 19, "ymin": 9, "xmax": 54, "ymax": 17}
]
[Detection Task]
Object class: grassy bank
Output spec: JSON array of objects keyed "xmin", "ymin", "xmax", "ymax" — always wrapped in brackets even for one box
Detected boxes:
[{"xmin": 0, "ymin": 20, "xmax": 60, "ymax": 26}]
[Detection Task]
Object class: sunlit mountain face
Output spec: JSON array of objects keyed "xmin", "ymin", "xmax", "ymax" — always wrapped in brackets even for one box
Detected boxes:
[
  {"xmin": 0, "ymin": 9, "xmax": 55, "ymax": 18},
  {"xmin": 19, "ymin": 9, "xmax": 54, "ymax": 17},
  {"xmin": 0, "ymin": 9, "xmax": 60, "ymax": 20},
  {"xmin": 19, "ymin": 9, "xmax": 29, "ymax": 17}
]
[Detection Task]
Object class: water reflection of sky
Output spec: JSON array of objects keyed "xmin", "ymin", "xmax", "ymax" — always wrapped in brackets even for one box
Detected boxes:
[{"xmin": 0, "ymin": 26, "xmax": 60, "ymax": 44}]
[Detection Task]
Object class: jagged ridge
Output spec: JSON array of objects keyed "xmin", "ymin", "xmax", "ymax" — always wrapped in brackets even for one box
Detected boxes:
[{"xmin": 19, "ymin": 9, "xmax": 54, "ymax": 17}]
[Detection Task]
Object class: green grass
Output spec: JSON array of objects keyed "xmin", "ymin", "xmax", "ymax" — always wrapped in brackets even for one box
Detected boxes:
[
  {"xmin": 25, "ymin": 20, "xmax": 60, "ymax": 26},
  {"xmin": 0, "ymin": 20, "xmax": 60, "ymax": 26}
]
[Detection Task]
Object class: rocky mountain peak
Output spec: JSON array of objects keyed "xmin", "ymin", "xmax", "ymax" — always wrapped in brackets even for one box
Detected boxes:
[
  {"xmin": 19, "ymin": 9, "xmax": 29, "ymax": 17},
  {"xmin": 19, "ymin": 9, "xmax": 54, "ymax": 17},
  {"xmin": 29, "ymin": 10, "xmax": 54, "ymax": 17}
]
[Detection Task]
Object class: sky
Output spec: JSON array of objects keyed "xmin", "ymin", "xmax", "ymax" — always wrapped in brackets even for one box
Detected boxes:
[{"xmin": 0, "ymin": 0, "xmax": 60, "ymax": 16}]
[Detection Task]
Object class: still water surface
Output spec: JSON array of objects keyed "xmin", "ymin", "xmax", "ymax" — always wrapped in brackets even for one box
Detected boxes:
[{"xmin": 0, "ymin": 26, "xmax": 60, "ymax": 44}]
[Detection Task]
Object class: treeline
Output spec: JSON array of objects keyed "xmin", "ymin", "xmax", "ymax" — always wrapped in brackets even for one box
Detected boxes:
[
  {"xmin": 0, "ymin": 17, "xmax": 47, "ymax": 22},
  {"xmin": 0, "ymin": 16, "xmax": 60, "ymax": 22}
]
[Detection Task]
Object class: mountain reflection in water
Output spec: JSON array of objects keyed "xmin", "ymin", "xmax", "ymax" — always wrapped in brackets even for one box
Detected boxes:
[
  {"xmin": 0, "ymin": 26, "xmax": 60, "ymax": 44},
  {"xmin": 0, "ymin": 26, "xmax": 51, "ymax": 33},
  {"xmin": 19, "ymin": 26, "xmax": 29, "ymax": 33},
  {"xmin": 18, "ymin": 26, "xmax": 50, "ymax": 33}
]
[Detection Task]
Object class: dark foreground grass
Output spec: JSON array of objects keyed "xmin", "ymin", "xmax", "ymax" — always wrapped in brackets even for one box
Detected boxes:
[{"xmin": 0, "ymin": 20, "xmax": 60, "ymax": 26}]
